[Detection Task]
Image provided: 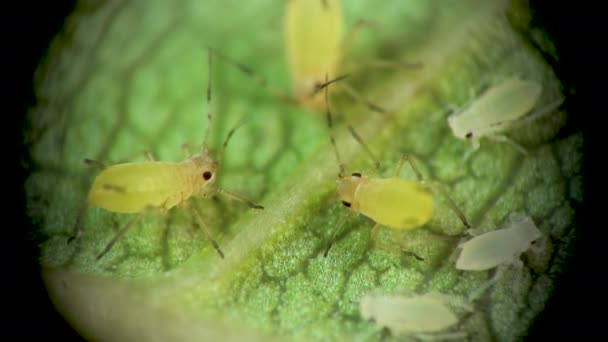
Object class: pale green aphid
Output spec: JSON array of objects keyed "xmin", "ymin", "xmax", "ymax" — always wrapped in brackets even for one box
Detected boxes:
[
  {"xmin": 456, "ymin": 216, "xmax": 542, "ymax": 271},
  {"xmin": 83, "ymin": 50, "xmax": 263, "ymax": 260},
  {"xmin": 447, "ymin": 78, "xmax": 563, "ymax": 154},
  {"xmin": 360, "ymin": 292, "xmax": 470, "ymax": 340}
]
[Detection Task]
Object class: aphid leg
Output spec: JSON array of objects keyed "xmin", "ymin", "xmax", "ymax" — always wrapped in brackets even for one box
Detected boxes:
[
  {"xmin": 324, "ymin": 76, "xmax": 346, "ymax": 176},
  {"xmin": 461, "ymin": 139, "xmax": 479, "ymax": 161},
  {"xmin": 323, "ymin": 210, "xmax": 354, "ymax": 257},
  {"xmin": 96, "ymin": 206, "xmax": 156, "ymax": 260},
  {"xmin": 337, "ymin": 81, "xmax": 387, "ymax": 114},
  {"xmin": 357, "ymin": 58, "xmax": 423, "ymax": 71},
  {"xmin": 467, "ymin": 265, "xmax": 508, "ymax": 303},
  {"xmin": 209, "ymin": 47, "xmax": 298, "ymax": 106},
  {"xmin": 212, "ymin": 187, "xmax": 264, "ymax": 210},
  {"xmin": 84, "ymin": 158, "xmax": 106, "ymax": 170},
  {"xmin": 514, "ymin": 96, "xmax": 565, "ymax": 126},
  {"xmin": 143, "ymin": 151, "xmax": 156, "ymax": 161},
  {"xmin": 486, "ymin": 134, "xmax": 528, "ymax": 155},
  {"xmin": 369, "ymin": 223, "xmax": 424, "ymax": 260},
  {"xmin": 341, "ymin": 19, "xmax": 378, "ymax": 59},
  {"xmin": 68, "ymin": 202, "xmax": 89, "ymax": 244},
  {"xmin": 398, "ymin": 154, "xmax": 471, "ymax": 229},
  {"xmin": 185, "ymin": 201, "xmax": 224, "ymax": 258},
  {"xmin": 415, "ymin": 331, "xmax": 468, "ymax": 341},
  {"xmin": 347, "ymin": 126, "xmax": 380, "ymax": 169}
]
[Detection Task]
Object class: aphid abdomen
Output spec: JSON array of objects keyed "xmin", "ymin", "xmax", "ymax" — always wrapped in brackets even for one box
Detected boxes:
[
  {"xmin": 87, "ymin": 162, "xmax": 195, "ymax": 214},
  {"xmin": 355, "ymin": 178, "xmax": 433, "ymax": 230},
  {"xmin": 449, "ymin": 78, "xmax": 542, "ymax": 139},
  {"xmin": 456, "ymin": 218, "xmax": 542, "ymax": 271},
  {"xmin": 284, "ymin": 0, "xmax": 343, "ymax": 100},
  {"xmin": 360, "ymin": 295, "xmax": 458, "ymax": 335}
]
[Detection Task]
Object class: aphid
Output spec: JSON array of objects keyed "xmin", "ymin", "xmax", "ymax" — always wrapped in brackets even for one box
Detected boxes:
[
  {"xmin": 455, "ymin": 215, "xmax": 541, "ymax": 271},
  {"xmin": 81, "ymin": 49, "xmax": 263, "ymax": 260},
  {"xmin": 322, "ymin": 79, "xmax": 470, "ymax": 257},
  {"xmin": 447, "ymin": 78, "xmax": 564, "ymax": 155},
  {"xmin": 211, "ymin": 0, "xmax": 397, "ymax": 114},
  {"xmin": 284, "ymin": 0, "xmax": 344, "ymax": 110},
  {"xmin": 360, "ymin": 292, "xmax": 470, "ymax": 339}
]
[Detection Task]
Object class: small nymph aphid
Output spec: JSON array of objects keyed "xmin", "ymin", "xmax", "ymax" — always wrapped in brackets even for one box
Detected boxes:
[
  {"xmin": 455, "ymin": 215, "xmax": 541, "ymax": 271},
  {"xmin": 81, "ymin": 50, "xmax": 263, "ymax": 260},
  {"xmin": 211, "ymin": 0, "xmax": 399, "ymax": 114},
  {"xmin": 447, "ymin": 78, "xmax": 564, "ymax": 155},
  {"xmin": 360, "ymin": 292, "xmax": 470, "ymax": 339},
  {"xmin": 322, "ymin": 79, "xmax": 470, "ymax": 257}
]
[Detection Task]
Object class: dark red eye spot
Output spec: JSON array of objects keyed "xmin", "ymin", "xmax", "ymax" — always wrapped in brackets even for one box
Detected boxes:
[
  {"xmin": 352, "ymin": 172, "xmax": 362, "ymax": 177},
  {"xmin": 465, "ymin": 132, "xmax": 473, "ymax": 139},
  {"xmin": 342, "ymin": 201, "xmax": 351, "ymax": 207},
  {"xmin": 202, "ymin": 171, "xmax": 212, "ymax": 180}
]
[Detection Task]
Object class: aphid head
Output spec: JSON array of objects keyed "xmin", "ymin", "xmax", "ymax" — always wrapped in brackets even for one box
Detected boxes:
[
  {"xmin": 336, "ymin": 172, "xmax": 363, "ymax": 208},
  {"xmin": 192, "ymin": 153, "xmax": 218, "ymax": 185}
]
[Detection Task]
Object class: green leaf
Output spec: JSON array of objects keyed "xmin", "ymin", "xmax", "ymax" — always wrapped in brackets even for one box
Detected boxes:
[{"xmin": 27, "ymin": 0, "xmax": 582, "ymax": 340}]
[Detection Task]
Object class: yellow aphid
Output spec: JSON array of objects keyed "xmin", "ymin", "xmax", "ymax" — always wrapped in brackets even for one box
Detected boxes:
[
  {"xmin": 212, "ymin": 0, "xmax": 391, "ymax": 114},
  {"xmin": 284, "ymin": 0, "xmax": 343, "ymax": 110},
  {"xmin": 83, "ymin": 50, "xmax": 263, "ymax": 260},
  {"xmin": 323, "ymin": 80, "xmax": 470, "ymax": 257},
  {"xmin": 336, "ymin": 173, "xmax": 433, "ymax": 230},
  {"xmin": 88, "ymin": 155, "xmax": 217, "ymax": 214}
]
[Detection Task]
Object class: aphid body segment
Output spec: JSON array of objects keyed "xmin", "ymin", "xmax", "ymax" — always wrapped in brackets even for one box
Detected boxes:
[
  {"xmin": 360, "ymin": 293, "xmax": 464, "ymax": 338},
  {"xmin": 285, "ymin": 0, "xmax": 343, "ymax": 110},
  {"xmin": 337, "ymin": 173, "xmax": 433, "ymax": 230},
  {"xmin": 456, "ymin": 216, "xmax": 541, "ymax": 271},
  {"xmin": 447, "ymin": 78, "xmax": 563, "ymax": 154},
  {"xmin": 88, "ymin": 155, "xmax": 217, "ymax": 214}
]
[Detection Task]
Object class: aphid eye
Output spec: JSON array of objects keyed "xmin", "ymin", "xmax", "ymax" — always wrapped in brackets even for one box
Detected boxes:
[
  {"xmin": 342, "ymin": 201, "xmax": 351, "ymax": 207},
  {"xmin": 465, "ymin": 132, "xmax": 473, "ymax": 139},
  {"xmin": 202, "ymin": 171, "xmax": 213, "ymax": 181},
  {"xmin": 351, "ymin": 172, "xmax": 362, "ymax": 178}
]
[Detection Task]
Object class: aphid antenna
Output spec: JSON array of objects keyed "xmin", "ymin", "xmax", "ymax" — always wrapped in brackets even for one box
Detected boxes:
[
  {"xmin": 208, "ymin": 45, "xmax": 298, "ymax": 106},
  {"xmin": 347, "ymin": 125, "xmax": 380, "ymax": 170},
  {"xmin": 496, "ymin": 95, "xmax": 565, "ymax": 129},
  {"xmin": 217, "ymin": 115, "xmax": 248, "ymax": 166},
  {"xmin": 202, "ymin": 48, "xmax": 213, "ymax": 155},
  {"xmin": 337, "ymin": 81, "xmax": 387, "ymax": 114},
  {"xmin": 324, "ymin": 73, "xmax": 346, "ymax": 177},
  {"xmin": 323, "ymin": 212, "xmax": 348, "ymax": 257},
  {"xmin": 312, "ymin": 74, "xmax": 350, "ymax": 95}
]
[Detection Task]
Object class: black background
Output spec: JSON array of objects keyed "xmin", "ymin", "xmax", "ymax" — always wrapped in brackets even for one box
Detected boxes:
[{"xmin": 12, "ymin": 1, "xmax": 597, "ymax": 340}]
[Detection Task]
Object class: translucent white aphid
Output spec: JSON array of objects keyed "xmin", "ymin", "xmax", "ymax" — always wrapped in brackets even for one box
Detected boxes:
[
  {"xmin": 456, "ymin": 216, "xmax": 542, "ymax": 271},
  {"xmin": 447, "ymin": 78, "xmax": 564, "ymax": 154},
  {"xmin": 360, "ymin": 292, "xmax": 470, "ymax": 340}
]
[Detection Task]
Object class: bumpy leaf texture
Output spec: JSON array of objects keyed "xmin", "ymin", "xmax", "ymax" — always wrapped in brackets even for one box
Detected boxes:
[{"xmin": 26, "ymin": 0, "xmax": 582, "ymax": 341}]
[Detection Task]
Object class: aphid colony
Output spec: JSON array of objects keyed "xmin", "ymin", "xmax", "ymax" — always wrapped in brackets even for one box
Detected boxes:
[{"xmin": 71, "ymin": 0, "xmax": 556, "ymax": 338}]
